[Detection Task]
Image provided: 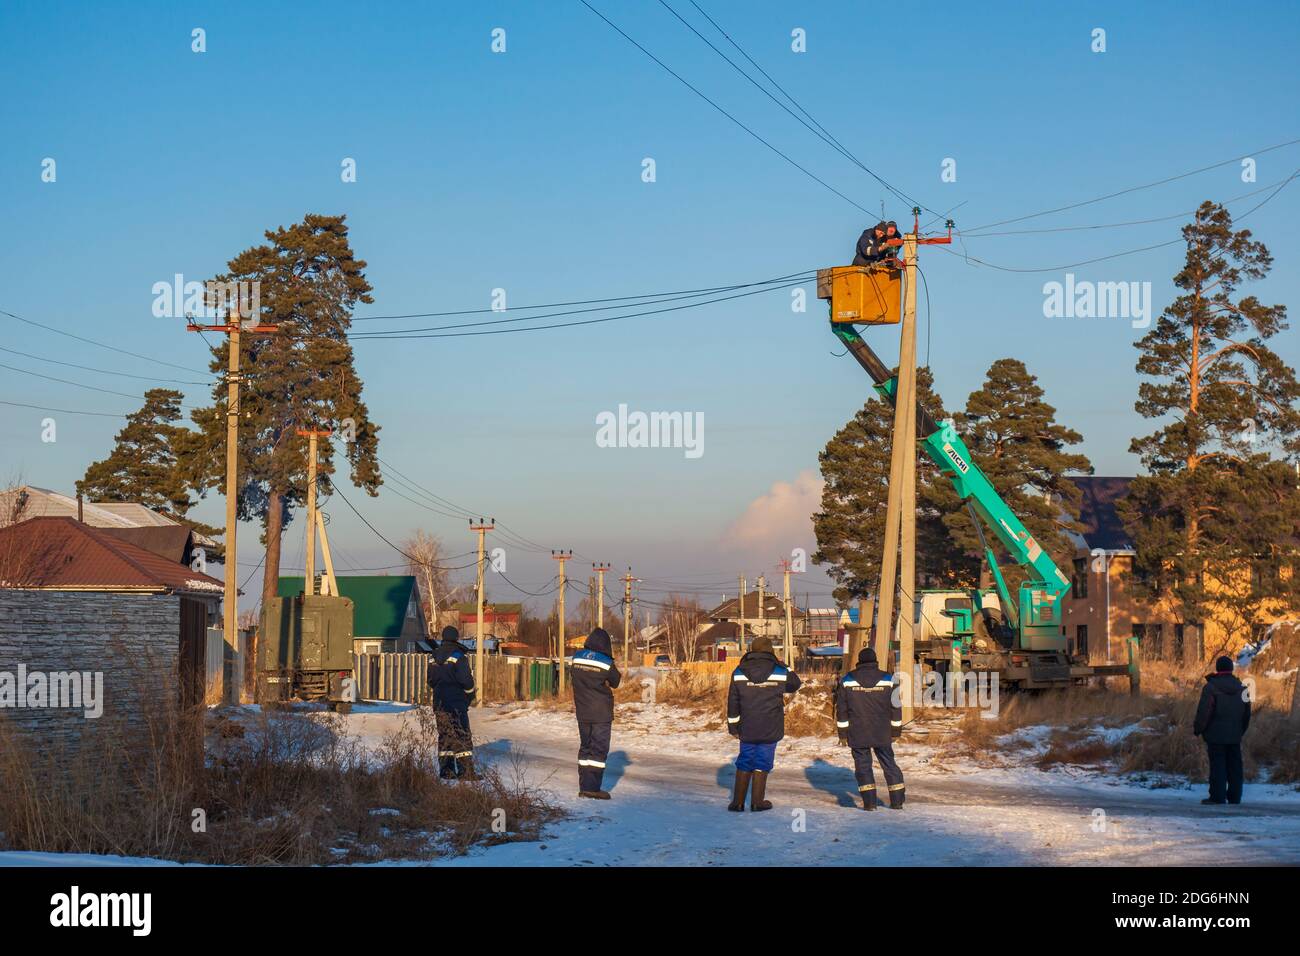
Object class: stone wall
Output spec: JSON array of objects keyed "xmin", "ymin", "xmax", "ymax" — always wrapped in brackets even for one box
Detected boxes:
[{"xmin": 0, "ymin": 590, "xmax": 180, "ymax": 753}]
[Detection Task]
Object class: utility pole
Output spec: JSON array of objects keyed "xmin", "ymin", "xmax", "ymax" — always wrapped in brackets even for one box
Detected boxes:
[
  {"xmin": 737, "ymin": 574, "xmax": 746, "ymax": 649},
  {"xmin": 757, "ymin": 574, "xmax": 766, "ymax": 643},
  {"xmin": 186, "ymin": 296, "xmax": 277, "ymax": 704},
  {"xmin": 779, "ymin": 559, "xmax": 800, "ymax": 666},
  {"xmin": 897, "ymin": 224, "xmax": 920, "ymax": 722},
  {"xmin": 470, "ymin": 518, "xmax": 494, "ymax": 707},
  {"xmin": 552, "ymin": 550, "xmax": 572, "ymax": 692},
  {"xmin": 594, "ymin": 563, "xmax": 611, "ymax": 631},
  {"xmin": 622, "ymin": 568, "xmax": 634, "ymax": 666},
  {"xmin": 297, "ymin": 428, "xmax": 332, "ymax": 595}
]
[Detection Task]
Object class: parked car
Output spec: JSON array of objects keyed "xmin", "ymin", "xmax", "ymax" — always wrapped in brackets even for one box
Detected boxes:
[{"xmin": 654, "ymin": 654, "xmax": 672, "ymax": 669}]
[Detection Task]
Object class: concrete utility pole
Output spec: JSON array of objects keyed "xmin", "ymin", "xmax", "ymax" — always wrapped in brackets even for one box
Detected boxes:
[
  {"xmin": 738, "ymin": 574, "xmax": 746, "ymax": 649},
  {"xmin": 758, "ymin": 574, "xmax": 766, "ymax": 642},
  {"xmin": 186, "ymin": 298, "xmax": 277, "ymax": 704},
  {"xmin": 594, "ymin": 563, "xmax": 610, "ymax": 630},
  {"xmin": 552, "ymin": 550, "xmax": 572, "ymax": 692},
  {"xmin": 622, "ymin": 568, "xmax": 634, "ymax": 666},
  {"xmin": 297, "ymin": 428, "xmax": 332, "ymax": 595},
  {"xmin": 779, "ymin": 559, "xmax": 799, "ymax": 666},
  {"xmin": 896, "ymin": 229, "xmax": 920, "ymax": 723},
  {"xmin": 470, "ymin": 518, "xmax": 494, "ymax": 707}
]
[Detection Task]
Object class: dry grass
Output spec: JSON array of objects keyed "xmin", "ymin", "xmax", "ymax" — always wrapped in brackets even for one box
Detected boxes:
[
  {"xmin": 942, "ymin": 660, "xmax": 1300, "ymax": 784},
  {"xmin": 0, "ymin": 698, "xmax": 556, "ymax": 864}
]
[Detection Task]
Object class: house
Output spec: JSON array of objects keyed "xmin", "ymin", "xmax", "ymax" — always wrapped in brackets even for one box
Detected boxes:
[
  {"xmin": 456, "ymin": 601, "xmax": 521, "ymax": 643},
  {"xmin": 1061, "ymin": 476, "xmax": 1295, "ymax": 665},
  {"xmin": 278, "ymin": 575, "xmax": 429, "ymax": 654},
  {"xmin": 0, "ymin": 486, "xmax": 220, "ymax": 548},
  {"xmin": 0, "ymin": 516, "xmax": 225, "ymax": 751},
  {"xmin": 707, "ymin": 590, "xmax": 807, "ymax": 647}
]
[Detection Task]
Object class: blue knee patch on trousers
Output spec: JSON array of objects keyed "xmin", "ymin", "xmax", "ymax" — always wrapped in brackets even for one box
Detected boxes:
[{"xmin": 736, "ymin": 741, "xmax": 776, "ymax": 773}]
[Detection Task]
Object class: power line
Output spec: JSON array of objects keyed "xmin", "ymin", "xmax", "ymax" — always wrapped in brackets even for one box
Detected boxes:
[
  {"xmin": 0, "ymin": 344, "xmax": 210, "ymax": 386},
  {"xmin": 0, "ymin": 361, "xmax": 197, "ymax": 405},
  {"xmin": 0, "ymin": 307, "xmax": 208, "ymax": 374},
  {"xmin": 0, "ymin": 398, "xmax": 129, "ymax": 419}
]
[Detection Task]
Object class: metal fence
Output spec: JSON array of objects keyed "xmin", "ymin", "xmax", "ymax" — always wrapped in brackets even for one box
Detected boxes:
[{"xmin": 352, "ymin": 652, "xmax": 559, "ymax": 704}]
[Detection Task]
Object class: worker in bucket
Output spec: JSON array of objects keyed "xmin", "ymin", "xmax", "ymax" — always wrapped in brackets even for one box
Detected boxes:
[
  {"xmin": 834, "ymin": 646, "xmax": 905, "ymax": 810},
  {"xmin": 427, "ymin": 625, "xmax": 479, "ymax": 781},
  {"xmin": 1193, "ymin": 655, "xmax": 1251, "ymax": 805},
  {"xmin": 881, "ymin": 220, "xmax": 905, "ymax": 269},
  {"xmin": 726, "ymin": 635, "xmax": 802, "ymax": 812},
  {"xmin": 852, "ymin": 221, "xmax": 889, "ymax": 267},
  {"xmin": 571, "ymin": 627, "xmax": 622, "ymax": 799}
]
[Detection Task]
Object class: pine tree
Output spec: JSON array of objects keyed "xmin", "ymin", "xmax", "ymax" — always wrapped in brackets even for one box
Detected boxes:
[
  {"xmin": 813, "ymin": 367, "xmax": 967, "ymax": 605},
  {"xmin": 938, "ymin": 358, "xmax": 1092, "ymax": 590},
  {"xmin": 1118, "ymin": 201, "xmax": 1300, "ymax": 649},
  {"xmin": 77, "ymin": 388, "xmax": 219, "ymax": 539},
  {"xmin": 183, "ymin": 214, "xmax": 382, "ymax": 610}
]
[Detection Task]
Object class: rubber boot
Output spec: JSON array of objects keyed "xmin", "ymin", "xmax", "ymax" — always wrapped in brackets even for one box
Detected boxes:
[
  {"xmin": 728, "ymin": 771, "xmax": 752, "ymax": 812},
  {"xmin": 457, "ymin": 756, "xmax": 481, "ymax": 782},
  {"xmin": 579, "ymin": 766, "xmax": 610, "ymax": 799},
  {"xmin": 439, "ymin": 756, "xmax": 457, "ymax": 780},
  {"xmin": 860, "ymin": 788, "xmax": 877, "ymax": 810},
  {"xmin": 750, "ymin": 771, "xmax": 773, "ymax": 811},
  {"xmin": 889, "ymin": 786, "xmax": 906, "ymax": 810}
]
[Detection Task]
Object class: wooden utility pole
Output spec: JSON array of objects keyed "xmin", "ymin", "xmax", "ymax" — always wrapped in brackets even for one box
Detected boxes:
[
  {"xmin": 186, "ymin": 298, "xmax": 276, "ymax": 704},
  {"xmin": 779, "ymin": 559, "xmax": 799, "ymax": 665},
  {"xmin": 622, "ymin": 568, "xmax": 634, "ymax": 666},
  {"xmin": 594, "ymin": 563, "xmax": 611, "ymax": 630},
  {"xmin": 297, "ymin": 429, "xmax": 332, "ymax": 595},
  {"xmin": 470, "ymin": 518, "xmax": 494, "ymax": 707},
  {"xmin": 552, "ymin": 550, "xmax": 572, "ymax": 691}
]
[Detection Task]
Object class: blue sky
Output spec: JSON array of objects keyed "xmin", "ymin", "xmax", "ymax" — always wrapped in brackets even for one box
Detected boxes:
[{"xmin": 2, "ymin": 1, "xmax": 1298, "ymax": 611}]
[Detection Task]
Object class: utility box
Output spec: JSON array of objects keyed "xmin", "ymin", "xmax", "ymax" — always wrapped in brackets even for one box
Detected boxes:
[
  {"xmin": 816, "ymin": 266, "xmax": 901, "ymax": 325},
  {"xmin": 258, "ymin": 593, "xmax": 356, "ymax": 711}
]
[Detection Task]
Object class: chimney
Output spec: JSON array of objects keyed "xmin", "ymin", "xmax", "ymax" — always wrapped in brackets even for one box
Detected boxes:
[{"xmin": 77, "ymin": 494, "xmax": 84, "ymax": 523}]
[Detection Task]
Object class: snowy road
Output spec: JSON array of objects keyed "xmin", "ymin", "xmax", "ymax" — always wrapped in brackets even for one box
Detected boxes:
[{"xmin": 347, "ymin": 703, "xmax": 1300, "ymax": 867}]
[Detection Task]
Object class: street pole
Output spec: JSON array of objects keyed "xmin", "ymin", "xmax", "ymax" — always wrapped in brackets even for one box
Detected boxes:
[
  {"xmin": 594, "ymin": 563, "xmax": 610, "ymax": 631},
  {"xmin": 758, "ymin": 574, "xmax": 766, "ymax": 643},
  {"xmin": 186, "ymin": 297, "xmax": 276, "ymax": 704},
  {"xmin": 897, "ymin": 228, "xmax": 920, "ymax": 722},
  {"xmin": 470, "ymin": 518, "xmax": 494, "ymax": 707},
  {"xmin": 780, "ymin": 560, "xmax": 797, "ymax": 666},
  {"xmin": 622, "ymin": 569, "xmax": 634, "ymax": 666},
  {"xmin": 738, "ymin": 574, "xmax": 746, "ymax": 650},
  {"xmin": 553, "ymin": 550, "xmax": 571, "ymax": 692},
  {"xmin": 297, "ymin": 429, "xmax": 332, "ymax": 596}
]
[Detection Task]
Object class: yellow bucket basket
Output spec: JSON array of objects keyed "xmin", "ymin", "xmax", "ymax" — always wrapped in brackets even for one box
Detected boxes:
[{"xmin": 816, "ymin": 265, "xmax": 901, "ymax": 325}]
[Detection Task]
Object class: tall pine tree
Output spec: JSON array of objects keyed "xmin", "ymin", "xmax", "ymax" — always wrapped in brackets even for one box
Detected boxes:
[
  {"xmin": 1118, "ymin": 201, "xmax": 1300, "ymax": 649},
  {"xmin": 938, "ymin": 358, "xmax": 1092, "ymax": 591},
  {"xmin": 183, "ymin": 214, "xmax": 382, "ymax": 610}
]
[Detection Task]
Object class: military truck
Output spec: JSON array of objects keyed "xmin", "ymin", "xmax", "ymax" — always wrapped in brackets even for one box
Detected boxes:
[{"xmin": 258, "ymin": 593, "xmax": 356, "ymax": 712}]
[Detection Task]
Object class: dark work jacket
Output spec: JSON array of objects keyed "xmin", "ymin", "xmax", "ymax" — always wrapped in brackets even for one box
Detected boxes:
[
  {"xmin": 834, "ymin": 664, "xmax": 901, "ymax": 749},
  {"xmin": 1193, "ymin": 672, "xmax": 1251, "ymax": 745},
  {"xmin": 427, "ymin": 639, "xmax": 476, "ymax": 710},
  {"xmin": 852, "ymin": 227, "xmax": 888, "ymax": 266},
  {"xmin": 727, "ymin": 651, "xmax": 801, "ymax": 744},
  {"xmin": 572, "ymin": 632, "xmax": 622, "ymax": 724}
]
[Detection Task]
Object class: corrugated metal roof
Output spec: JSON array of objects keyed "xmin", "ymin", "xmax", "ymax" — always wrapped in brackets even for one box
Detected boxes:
[{"xmin": 0, "ymin": 517, "xmax": 223, "ymax": 595}]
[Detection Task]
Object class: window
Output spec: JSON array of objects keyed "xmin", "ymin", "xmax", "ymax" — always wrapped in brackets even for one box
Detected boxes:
[
  {"xmin": 1072, "ymin": 558, "xmax": 1089, "ymax": 599},
  {"xmin": 1172, "ymin": 624, "xmax": 1185, "ymax": 661},
  {"xmin": 1076, "ymin": 625, "xmax": 1089, "ymax": 657}
]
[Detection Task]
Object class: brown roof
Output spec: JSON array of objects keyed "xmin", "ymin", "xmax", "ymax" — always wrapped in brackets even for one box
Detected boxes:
[
  {"xmin": 97, "ymin": 525, "xmax": 195, "ymax": 564},
  {"xmin": 708, "ymin": 590, "xmax": 802, "ymax": 621},
  {"xmin": 0, "ymin": 517, "xmax": 224, "ymax": 596}
]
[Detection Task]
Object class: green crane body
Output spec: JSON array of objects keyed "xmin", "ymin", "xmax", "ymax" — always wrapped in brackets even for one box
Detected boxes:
[{"xmin": 831, "ymin": 322, "xmax": 1072, "ymax": 655}]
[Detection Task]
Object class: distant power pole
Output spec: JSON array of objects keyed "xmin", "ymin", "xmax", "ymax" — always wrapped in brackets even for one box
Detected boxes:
[
  {"xmin": 552, "ymin": 550, "xmax": 572, "ymax": 692},
  {"xmin": 594, "ymin": 563, "xmax": 611, "ymax": 631},
  {"xmin": 470, "ymin": 518, "xmax": 494, "ymax": 707},
  {"xmin": 297, "ymin": 428, "xmax": 332, "ymax": 595},
  {"xmin": 758, "ymin": 574, "xmax": 767, "ymax": 642},
  {"xmin": 738, "ymin": 574, "xmax": 746, "ymax": 649},
  {"xmin": 622, "ymin": 568, "xmax": 635, "ymax": 666},
  {"xmin": 186, "ymin": 298, "xmax": 277, "ymax": 704},
  {"xmin": 779, "ymin": 559, "xmax": 801, "ymax": 666}
]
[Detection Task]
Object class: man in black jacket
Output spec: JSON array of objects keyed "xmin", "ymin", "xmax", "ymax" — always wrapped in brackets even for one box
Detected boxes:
[
  {"xmin": 835, "ymin": 647, "xmax": 905, "ymax": 810},
  {"xmin": 427, "ymin": 626, "xmax": 478, "ymax": 780},
  {"xmin": 726, "ymin": 636, "xmax": 802, "ymax": 812},
  {"xmin": 1193, "ymin": 655, "xmax": 1251, "ymax": 805},
  {"xmin": 852, "ymin": 221, "xmax": 889, "ymax": 267},
  {"xmin": 571, "ymin": 627, "xmax": 622, "ymax": 799}
]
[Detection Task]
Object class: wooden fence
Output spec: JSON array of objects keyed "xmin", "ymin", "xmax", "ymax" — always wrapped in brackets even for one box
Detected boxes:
[{"xmin": 352, "ymin": 653, "xmax": 558, "ymax": 704}]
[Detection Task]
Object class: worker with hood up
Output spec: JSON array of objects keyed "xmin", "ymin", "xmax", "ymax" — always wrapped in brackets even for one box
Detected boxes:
[
  {"xmin": 1193, "ymin": 655, "xmax": 1251, "ymax": 805},
  {"xmin": 726, "ymin": 635, "xmax": 802, "ymax": 812},
  {"xmin": 852, "ymin": 221, "xmax": 889, "ymax": 267},
  {"xmin": 427, "ymin": 625, "xmax": 479, "ymax": 780},
  {"xmin": 881, "ymin": 220, "xmax": 904, "ymax": 269},
  {"xmin": 835, "ymin": 646, "xmax": 905, "ymax": 810},
  {"xmin": 571, "ymin": 627, "xmax": 622, "ymax": 799}
]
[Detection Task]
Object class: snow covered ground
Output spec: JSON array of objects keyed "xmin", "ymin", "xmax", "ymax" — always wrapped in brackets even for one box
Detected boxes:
[{"xmin": 4, "ymin": 699, "xmax": 1298, "ymax": 867}]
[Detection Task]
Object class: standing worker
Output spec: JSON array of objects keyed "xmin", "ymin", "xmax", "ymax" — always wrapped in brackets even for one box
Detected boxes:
[
  {"xmin": 427, "ymin": 625, "xmax": 479, "ymax": 781},
  {"xmin": 572, "ymin": 627, "xmax": 622, "ymax": 800},
  {"xmin": 726, "ymin": 636, "xmax": 802, "ymax": 812},
  {"xmin": 1193, "ymin": 655, "xmax": 1251, "ymax": 805},
  {"xmin": 834, "ymin": 647, "xmax": 905, "ymax": 810}
]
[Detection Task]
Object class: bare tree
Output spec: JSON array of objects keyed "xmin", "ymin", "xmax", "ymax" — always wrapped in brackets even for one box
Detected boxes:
[
  {"xmin": 404, "ymin": 530, "xmax": 468, "ymax": 637},
  {"xmin": 661, "ymin": 594, "xmax": 705, "ymax": 665}
]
